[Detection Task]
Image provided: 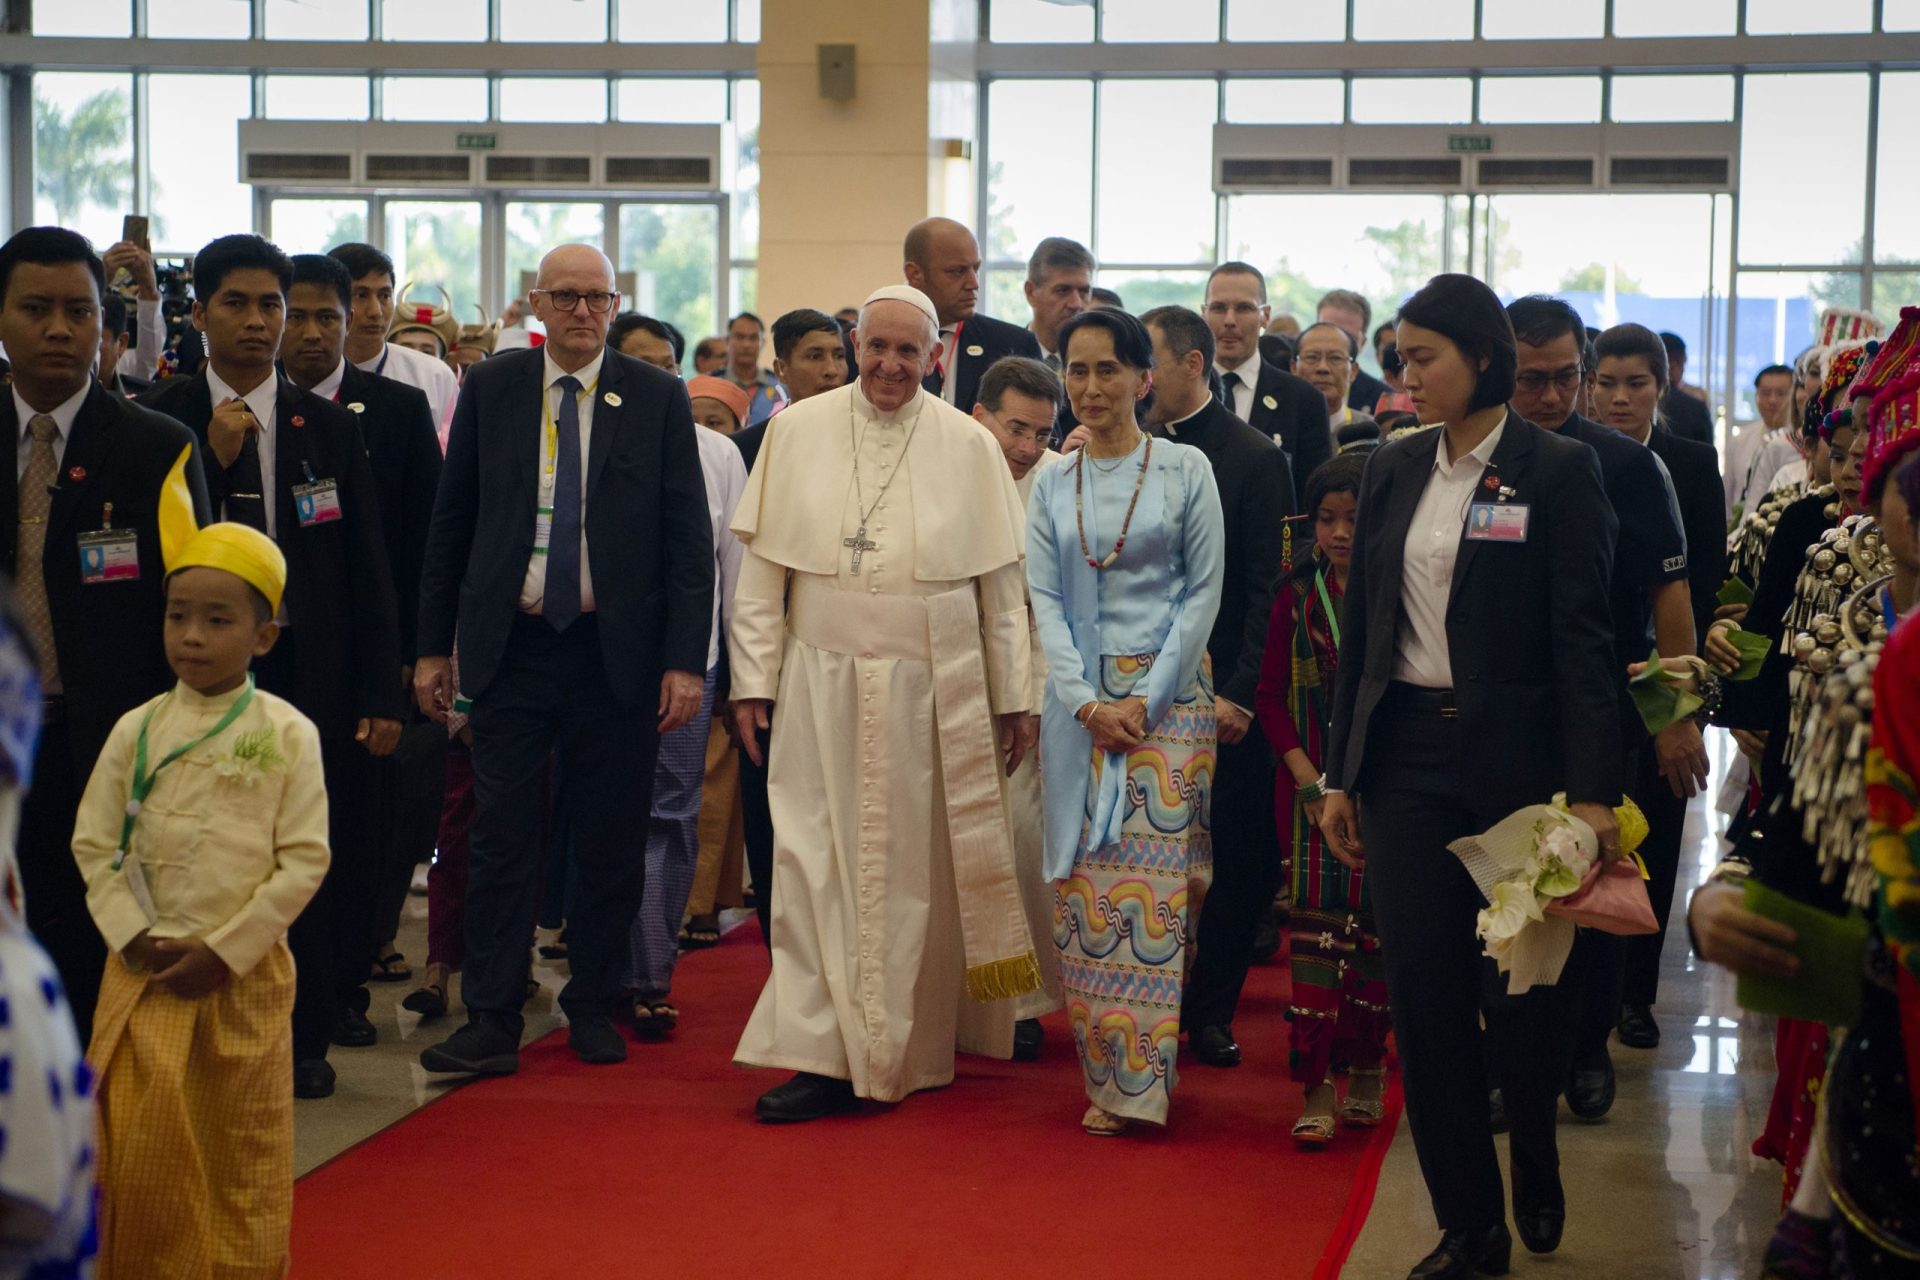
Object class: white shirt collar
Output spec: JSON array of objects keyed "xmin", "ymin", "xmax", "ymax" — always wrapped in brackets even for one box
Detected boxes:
[
  {"xmin": 12, "ymin": 381, "xmax": 90, "ymax": 444},
  {"xmin": 311, "ymin": 359, "xmax": 348, "ymax": 404},
  {"xmin": 1162, "ymin": 397, "xmax": 1210, "ymax": 436},
  {"xmin": 1213, "ymin": 350, "xmax": 1262, "ymax": 383},
  {"xmin": 544, "ymin": 347, "xmax": 604, "ymax": 393},
  {"xmin": 204, "ymin": 364, "xmax": 278, "ymax": 428},
  {"xmin": 1433, "ymin": 411, "xmax": 1507, "ymax": 475}
]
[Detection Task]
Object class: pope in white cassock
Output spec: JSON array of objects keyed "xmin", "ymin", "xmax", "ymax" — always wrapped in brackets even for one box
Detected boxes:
[{"xmin": 729, "ymin": 284, "xmax": 1040, "ymax": 1123}]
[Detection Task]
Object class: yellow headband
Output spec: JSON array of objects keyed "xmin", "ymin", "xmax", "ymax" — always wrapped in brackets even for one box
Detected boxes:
[{"xmin": 156, "ymin": 444, "xmax": 288, "ymax": 614}]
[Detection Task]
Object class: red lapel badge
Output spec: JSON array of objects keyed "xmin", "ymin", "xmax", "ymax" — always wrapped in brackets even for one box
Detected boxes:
[
  {"xmin": 291, "ymin": 415, "xmax": 306, "ymax": 427},
  {"xmin": 1483, "ymin": 474, "xmax": 1500, "ymax": 492},
  {"xmin": 67, "ymin": 465, "xmax": 86, "ymax": 483}
]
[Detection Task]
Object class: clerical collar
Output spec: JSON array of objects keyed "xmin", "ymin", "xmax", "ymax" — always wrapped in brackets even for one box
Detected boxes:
[
  {"xmin": 851, "ymin": 379, "xmax": 920, "ymax": 425},
  {"xmin": 310, "ymin": 360, "xmax": 348, "ymax": 404},
  {"xmin": 1161, "ymin": 398, "xmax": 1209, "ymax": 437}
]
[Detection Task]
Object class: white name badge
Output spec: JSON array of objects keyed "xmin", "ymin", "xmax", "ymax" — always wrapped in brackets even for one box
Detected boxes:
[
  {"xmin": 78, "ymin": 529, "xmax": 140, "ymax": 583},
  {"xmin": 1465, "ymin": 501, "xmax": 1530, "ymax": 542},
  {"xmin": 534, "ymin": 504, "xmax": 553, "ymax": 555},
  {"xmin": 293, "ymin": 480, "xmax": 343, "ymax": 527}
]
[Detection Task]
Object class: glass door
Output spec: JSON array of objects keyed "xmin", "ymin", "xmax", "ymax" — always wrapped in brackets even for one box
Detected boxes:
[
  {"xmin": 383, "ymin": 200, "xmax": 485, "ymax": 321},
  {"xmin": 617, "ymin": 202, "xmax": 722, "ymax": 352}
]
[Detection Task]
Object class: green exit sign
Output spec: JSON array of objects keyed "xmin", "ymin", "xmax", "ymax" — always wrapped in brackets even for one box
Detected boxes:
[
  {"xmin": 1448, "ymin": 134, "xmax": 1494, "ymax": 153},
  {"xmin": 456, "ymin": 132, "xmax": 498, "ymax": 151}
]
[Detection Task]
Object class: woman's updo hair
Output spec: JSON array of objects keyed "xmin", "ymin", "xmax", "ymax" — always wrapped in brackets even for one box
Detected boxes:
[
  {"xmin": 1592, "ymin": 322, "xmax": 1671, "ymax": 392},
  {"xmin": 1057, "ymin": 307, "xmax": 1155, "ymax": 371},
  {"xmin": 1394, "ymin": 273, "xmax": 1517, "ymax": 414}
]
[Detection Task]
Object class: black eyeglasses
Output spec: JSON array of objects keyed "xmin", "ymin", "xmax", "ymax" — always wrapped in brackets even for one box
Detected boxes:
[
  {"xmin": 533, "ymin": 289, "xmax": 620, "ymax": 315},
  {"xmin": 1514, "ymin": 368, "xmax": 1583, "ymax": 393}
]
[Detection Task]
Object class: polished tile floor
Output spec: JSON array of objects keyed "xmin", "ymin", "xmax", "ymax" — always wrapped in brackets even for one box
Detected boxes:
[
  {"xmin": 297, "ymin": 744, "xmax": 1788, "ymax": 1278},
  {"xmin": 1344, "ymin": 738, "xmax": 1786, "ymax": 1279}
]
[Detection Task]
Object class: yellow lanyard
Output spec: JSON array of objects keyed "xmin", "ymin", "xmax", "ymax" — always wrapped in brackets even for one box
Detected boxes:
[{"xmin": 542, "ymin": 378, "xmax": 598, "ymax": 490}]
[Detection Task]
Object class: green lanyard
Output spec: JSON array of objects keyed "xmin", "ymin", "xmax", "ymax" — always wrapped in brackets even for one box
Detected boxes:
[
  {"xmin": 1314, "ymin": 568, "xmax": 1342, "ymax": 651},
  {"xmin": 112, "ymin": 677, "xmax": 256, "ymax": 871}
]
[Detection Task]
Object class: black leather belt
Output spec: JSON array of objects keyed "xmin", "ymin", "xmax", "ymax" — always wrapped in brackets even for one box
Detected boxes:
[{"xmin": 1384, "ymin": 681, "xmax": 1457, "ymax": 719}]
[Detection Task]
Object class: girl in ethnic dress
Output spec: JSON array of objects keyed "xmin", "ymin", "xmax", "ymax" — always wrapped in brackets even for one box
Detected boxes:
[
  {"xmin": 1027, "ymin": 308, "xmax": 1224, "ymax": 1136},
  {"xmin": 1254, "ymin": 452, "xmax": 1390, "ymax": 1147}
]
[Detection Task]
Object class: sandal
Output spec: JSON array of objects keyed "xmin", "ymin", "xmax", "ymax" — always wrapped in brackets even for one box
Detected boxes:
[
  {"xmin": 631, "ymin": 998, "xmax": 680, "ymax": 1041},
  {"xmin": 536, "ymin": 927, "xmax": 569, "ymax": 961},
  {"xmin": 679, "ymin": 916, "xmax": 721, "ymax": 950},
  {"xmin": 1081, "ymin": 1104, "xmax": 1129, "ymax": 1137},
  {"xmin": 1293, "ymin": 1081, "xmax": 1338, "ymax": 1148},
  {"xmin": 402, "ymin": 964, "xmax": 450, "ymax": 1019},
  {"xmin": 369, "ymin": 948, "xmax": 412, "ymax": 983},
  {"xmin": 1340, "ymin": 1066, "xmax": 1388, "ymax": 1128}
]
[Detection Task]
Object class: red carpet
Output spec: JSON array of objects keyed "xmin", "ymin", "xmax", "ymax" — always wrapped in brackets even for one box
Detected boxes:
[{"xmin": 294, "ymin": 926, "xmax": 1399, "ymax": 1279}]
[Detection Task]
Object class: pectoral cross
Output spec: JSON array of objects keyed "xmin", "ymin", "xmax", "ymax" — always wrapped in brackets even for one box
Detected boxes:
[{"xmin": 843, "ymin": 526, "xmax": 878, "ymax": 573}]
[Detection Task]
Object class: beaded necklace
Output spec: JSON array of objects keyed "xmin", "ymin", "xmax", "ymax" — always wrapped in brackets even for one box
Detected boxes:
[{"xmin": 1074, "ymin": 431, "xmax": 1151, "ymax": 570}]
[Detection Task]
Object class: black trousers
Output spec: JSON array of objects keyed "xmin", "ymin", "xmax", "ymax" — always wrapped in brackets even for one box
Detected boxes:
[
  {"xmin": 466, "ymin": 614, "xmax": 659, "ymax": 1032},
  {"xmin": 19, "ymin": 718, "xmax": 101, "ymax": 1044},
  {"xmin": 738, "ymin": 723, "xmax": 773, "ymax": 949},
  {"xmin": 1362, "ymin": 692, "xmax": 1577, "ymax": 1231},
  {"xmin": 257, "ymin": 633, "xmax": 382, "ymax": 1063},
  {"xmin": 1622, "ymin": 744, "xmax": 1687, "ymax": 1010},
  {"xmin": 367, "ymin": 719, "xmax": 449, "ymax": 963},
  {"xmin": 1180, "ymin": 725, "xmax": 1279, "ymax": 1031}
]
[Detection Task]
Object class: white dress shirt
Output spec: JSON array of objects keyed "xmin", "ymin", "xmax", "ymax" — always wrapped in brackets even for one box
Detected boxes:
[
  {"xmin": 694, "ymin": 424, "xmax": 748, "ymax": 671},
  {"xmin": 309, "ymin": 359, "xmax": 348, "ymax": 405},
  {"xmin": 1214, "ymin": 351, "xmax": 1261, "ymax": 423},
  {"xmin": 356, "ymin": 341, "xmax": 458, "ymax": 435},
  {"xmin": 12, "ymin": 383, "xmax": 89, "ymax": 481},
  {"xmin": 1393, "ymin": 414, "xmax": 1507, "ymax": 689},
  {"xmin": 519, "ymin": 349, "xmax": 603, "ymax": 615},
  {"xmin": 115, "ymin": 297, "xmax": 163, "ymax": 383},
  {"xmin": 936, "ymin": 325, "xmax": 960, "ymax": 405},
  {"xmin": 204, "ymin": 366, "xmax": 280, "ymax": 538}
]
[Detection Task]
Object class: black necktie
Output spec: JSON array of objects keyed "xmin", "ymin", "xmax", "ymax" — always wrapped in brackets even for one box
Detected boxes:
[
  {"xmin": 1219, "ymin": 370, "xmax": 1241, "ymax": 409},
  {"xmin": 225, "ymin": 429, "xmax": 270, "ymax": 534},
  {"xmin": 544, "ymin": 375, "xmax": 584, "ymax": 632}
]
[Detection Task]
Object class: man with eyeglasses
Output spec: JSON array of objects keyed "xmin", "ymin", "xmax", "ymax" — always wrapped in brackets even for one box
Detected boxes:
[
  {"xmin": 413, "ymin": 244, "xmax": 714, "ymax": 1077},
  {"xmin": 1295, "ymin": 321, "xmax": 1379, "ymax": 436},
  {"xmin": 1504, "ymin": 295, "xmax": 1701, "ymax": 1122},
  {"xmin": 971, "ymin": 355, "xmax": 1068, "ymax": 1063},
  {"xmin": 1203, "ymin": 262, "xmax": 1328, "ymax": 507}
]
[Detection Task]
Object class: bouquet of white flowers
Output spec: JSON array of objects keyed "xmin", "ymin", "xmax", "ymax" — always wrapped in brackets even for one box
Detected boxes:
[{"xmin": 1449, "ymin": 796, "xmax": 1651, "ymax": 994}]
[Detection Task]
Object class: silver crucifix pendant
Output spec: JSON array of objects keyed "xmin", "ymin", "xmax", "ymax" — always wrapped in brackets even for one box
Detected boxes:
[{"xmin": 844, "ymin": 525, "xmax": 878, "ymax": 572}]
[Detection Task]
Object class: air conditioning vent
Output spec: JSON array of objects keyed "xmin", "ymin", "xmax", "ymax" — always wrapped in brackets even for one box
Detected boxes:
[
  {"xmin": 485, "ymin": 154, "xmax": 593, "ymax": 184},
  {"xmin": 364, "ymin": 153, "xmax": 472, "ymax": 183},
  {"xmin": 1478, "ymin": 157, "xmax": 1595, "ymax": 187},
  {"xmin": 1218, "ymin": 157, "xmax": 1335, "ymax": 189},
  {"xmin": 1611, "ymin": 155, "xmax": 1731, "ymax": 188},
  {"xmin": 245, "ymin": 152, "xmax": 353, "ymax": 183},
  {"xmin": 1347, "ymin": 157, "xmax": 1461, "ymax": 187},
  {"xmin": 605, "ymin": 155, "xmax": 715, "ymax": 186}
]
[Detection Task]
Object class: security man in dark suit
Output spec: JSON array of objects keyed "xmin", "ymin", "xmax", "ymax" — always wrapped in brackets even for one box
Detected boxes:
[
  {"xmin": 280, "ymin": 253, "xmax": 446, "ymax": 1033},
  {"xmin": 413, "ymin": 244, "xmax": 712, "ymax": 1077},
  {"xmin": 1321, "ymin": 276, "xmax": 1621, "ymax": 1278},
  {"xmin": 1592, "ymin": 322, "xmax": 1726, "ymax": 1058},
  {"xmin": 0, "ymin": 226, "xmax": 212, "ymax": 1040},
  {"xmin": 1139, "ymin": 305, "xmax": 1295, "ymax": 1068},
  {"xmin": 1203, "ymin": 262, "xmax": 1330, "ymax": 506},
  {"xmin": 141, "ymin": 234, "xmax": 403, "ymax": 1100},
  {"xmin": 904, "ymin": 217, "xmax": 1043, "ymax": 413}
]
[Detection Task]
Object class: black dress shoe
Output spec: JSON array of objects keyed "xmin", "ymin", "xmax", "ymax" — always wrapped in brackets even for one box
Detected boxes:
[
  {"xmin": 293, "ymin": 1058, "xmax": 336, "ymax": 1099},
  {"xmin": 1616, "ymin": 1003, "xmax": 1660, "ymax": 1049},
  {"xmin": 1488, "ymin": 1087, "xmax": 1509, "ymax": 1135},
  {"xmin": 1249, "ymin": 910, "xmax": 1281, "ymax": 964},
  {"xmin": 568, "ymin": 1014, "xmax": 628, "ymax": 1064},
  {"xmin": 1566, "ymin": 1049, "xmax": 1616, "ymax": 1121},
  {"xmin": 330, "ymin": 1007, "xmax": 377, "ymax": 1048},
  {"xmin": 1408, "ymin": 1224, "xmax": 1512, "ymax": 1279},
  {"xmin": 1012, "ymin": 1018, "xmax": 1044, "ymax": 1062},
  {"xmin": 1189, "ymin": 1024, "xmax": 1241, "ymax": 1067},
  {"xmin": 420, "ymin": 1016, "xmax": 521, "ymax": 1075},
  {"xmin": 1512, "ymin": 1166, "xmax": 1566, "ymax": 1254},
  {"xmin": 754, "ymin": 1071, "xmax": 858, "ymax": 1123}
]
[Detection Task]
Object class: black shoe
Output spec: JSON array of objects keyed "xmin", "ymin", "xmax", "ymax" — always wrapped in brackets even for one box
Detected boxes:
[
  {"xmin": 293, "ymin": 1058, "xmax": 336, "ymax": 1099},
  {"xmin": 1189, "ymin": 1024, "xmax": 1241, "ymax": 1067},
  {"xmin": 568, "ymin": 1014, "xmax": 628, "ymax": 1064},
  {"xmin": 1512, "ymin": 1166, "xmax": 1566, "ymax": 1254},
  {"xmin": 1250, "ymin": 910, "xmax": 1281, "ymax": 964},
  {"xmin": 1408, "ymin": 1224, "xmax": 1512, "ymax": 1279},
  {"xmin": 1488, "ymin": 1087, "xmax": 1509, "ymax": 1134},
  {"xmin": 330, "ymin": 1007, "xmax": 377, "ymax": 1048},
  {"xmin": 754, "ymin": 1071, "xmax": 858, "ymax": 1124},
  {"xmin": 1012, "ymin": 1018, "xmax": 1044, "ymax": 1062},
  {"xmin": 1616, "ymin": 1003, "xmax": 1660, "ymax": 1049},
  {"xmin": 420, "ymin": 1016, "xmax": 521, "ymax": 1075},
  {"xmin": 1566, "ymin": 1049, "xmax": 1616, "ymax": 1121}
]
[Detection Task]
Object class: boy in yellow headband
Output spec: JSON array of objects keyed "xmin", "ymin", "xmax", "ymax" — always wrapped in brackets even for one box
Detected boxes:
[{"xmin": 69, "ymin": 454, "xmax": 330, "ymax": 1277}]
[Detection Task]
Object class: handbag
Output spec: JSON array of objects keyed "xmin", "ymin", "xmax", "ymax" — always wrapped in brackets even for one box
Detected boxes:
[{"xmin": 1545, "ymin": 857, "xmax": 1659, "ymax": 936}]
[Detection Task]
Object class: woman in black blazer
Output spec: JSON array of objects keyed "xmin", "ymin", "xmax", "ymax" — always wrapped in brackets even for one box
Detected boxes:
[{"xmin": 1318, "ymin": 275, "xmax": 1624, "ymax": 1280}]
